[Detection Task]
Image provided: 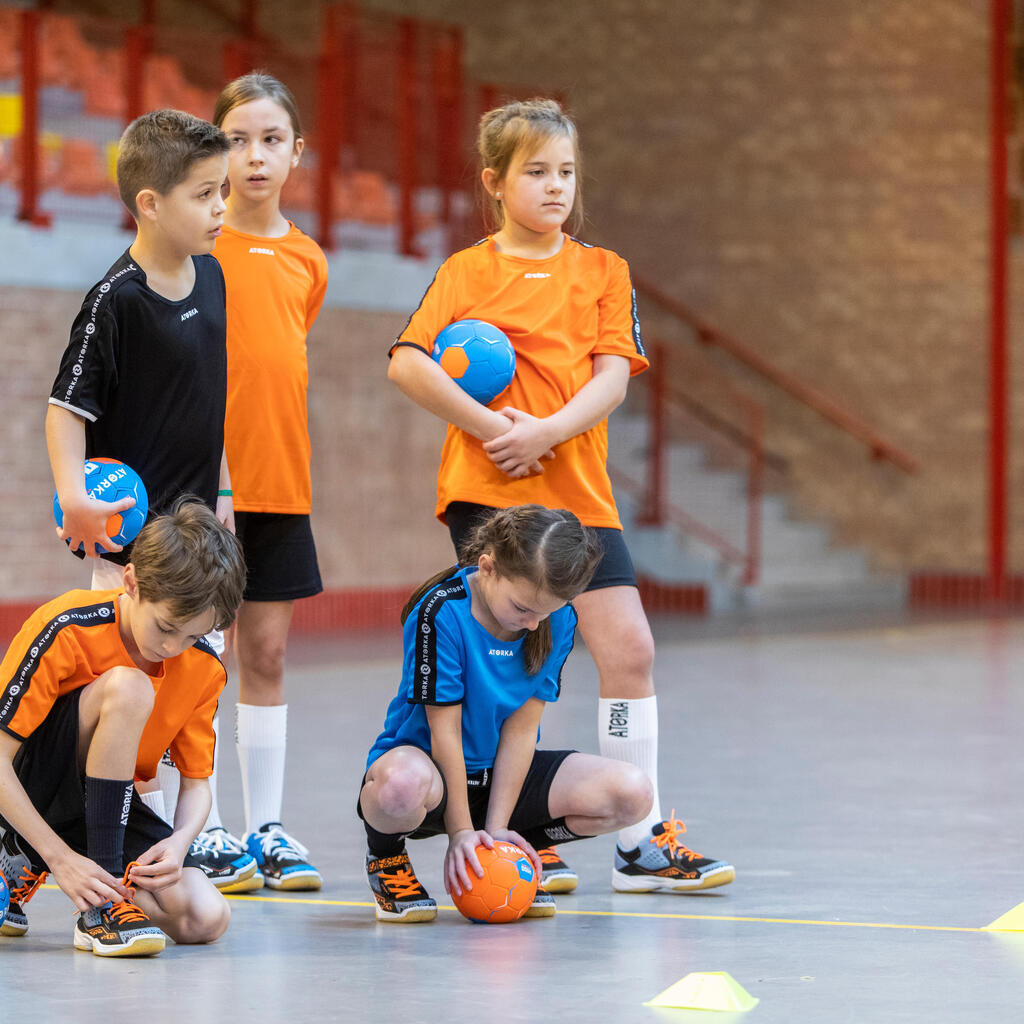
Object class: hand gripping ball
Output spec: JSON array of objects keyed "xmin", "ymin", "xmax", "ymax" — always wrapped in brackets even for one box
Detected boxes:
[
  {"xmin": 53, "ymin": 458, "xmax": 149, "ymax": 555},
  {"xmin": 451, "ymin": 841, "xmax": 538, "ymax": 923},
  {"xmin": 431, "ymin": 319, "xmax": 516, "ymax": 405}
]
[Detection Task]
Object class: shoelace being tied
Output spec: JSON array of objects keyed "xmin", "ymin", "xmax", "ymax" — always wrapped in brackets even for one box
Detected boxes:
[{"xmin": 652, "ymin": 810, "xmax": 704, "ymax": 862}]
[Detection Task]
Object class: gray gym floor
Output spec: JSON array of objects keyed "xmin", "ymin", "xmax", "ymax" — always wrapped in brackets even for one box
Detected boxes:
[{"xmin": 2, "ymin": 609, "xmax": 1023, "ymax": 1023}]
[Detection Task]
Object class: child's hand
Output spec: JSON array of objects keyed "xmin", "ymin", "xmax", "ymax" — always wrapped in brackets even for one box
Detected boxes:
[
  {"xmin": 483, "ymin": 408, "xmax": 556, "ymax": 478},
  {"xmin": 128, "ymin": 837, "xmax": 187, "ymax": 892},
  {"xmin": 49, "ymin": 849, "xmax": 131, "ymax": 911},
  {"xmin": 489, "ymin": 828, "xmax": 542, "ymax": 880},
  {"xmin": 444, "ymin": 828, "xmax": 494, "ymax": 896},
  {"xmin": 56, "ymin": 493, "xmax": 136, "ymax": 557}
]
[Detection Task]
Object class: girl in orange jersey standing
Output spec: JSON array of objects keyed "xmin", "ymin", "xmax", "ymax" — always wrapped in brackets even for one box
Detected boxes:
[
  {"xmin": 388, "ymin": 99, "xmax": 734, "ymax": 895},
  {"xmin": 182, "ymin": 73, "xmax": 327, "ymax": 893}
]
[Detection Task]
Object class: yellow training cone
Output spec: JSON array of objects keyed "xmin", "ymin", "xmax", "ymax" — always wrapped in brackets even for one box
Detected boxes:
[
  {"xmin": 645, "ymin": 972, "xmax": 759, "ymax": 1012},
  {"xmin": 984, "ymin": 903, "xmax": 1024, "ymax": 931}
]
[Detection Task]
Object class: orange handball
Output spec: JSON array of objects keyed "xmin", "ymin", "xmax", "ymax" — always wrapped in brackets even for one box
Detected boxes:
[{"xmin": 451, "ymin": 841, "xmax": 538, "ymax": 923}]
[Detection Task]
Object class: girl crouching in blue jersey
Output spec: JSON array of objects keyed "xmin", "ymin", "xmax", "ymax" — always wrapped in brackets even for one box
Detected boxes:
[{"xmin": 357, "ymin": 505, "xmax": 653, "ymax": 921}]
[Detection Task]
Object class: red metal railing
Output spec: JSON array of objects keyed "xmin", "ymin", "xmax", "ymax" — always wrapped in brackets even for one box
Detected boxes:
[
  {"xmin": 609, "ymin": 341, "xmax": 766, "ymax": 587},
  {"xmin": 633, "ymin": 276, "xmax": 919, "ymax": 475}
]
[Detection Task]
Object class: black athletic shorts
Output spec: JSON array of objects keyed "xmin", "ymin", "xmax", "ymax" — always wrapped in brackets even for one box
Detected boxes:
[
  {"xmin": 4, "ymin": 688, "xmax": 201, "ymax": 871},
  {"xmin": 357, "ymin": 748, "xmax": 575, "ymax": 846},
  {"xmin": 444, "ymin": 501, "xmax": 638, "ymax": 591},
  {"xmin": 234, "ymin": 511, "xmax": 323, "ymax": 602}
]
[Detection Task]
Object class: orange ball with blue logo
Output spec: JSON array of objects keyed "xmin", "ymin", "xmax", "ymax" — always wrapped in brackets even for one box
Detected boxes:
[{"xmin": 451, "ymin": 841, "xmax": 537, "ymax": 923}]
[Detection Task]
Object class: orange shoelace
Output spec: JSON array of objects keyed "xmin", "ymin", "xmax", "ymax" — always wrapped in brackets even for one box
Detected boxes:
[
  {"xmin": 384, "ymin": 867, "xmax": 427, "ymax": 900},
  {"xmin": 11, "ymin": 865, "xmax": 48, "ymax": 906},
  {"xmin": 537, "ymin": 848, "xmax": 563, "ymax": 865},
  {"xmin": 108, "ymin": 860, "xmax": 152, "ymax": 924},
  {"xmin": 652, "ymin": 811, "xmax": 704, "ymax": 861}
]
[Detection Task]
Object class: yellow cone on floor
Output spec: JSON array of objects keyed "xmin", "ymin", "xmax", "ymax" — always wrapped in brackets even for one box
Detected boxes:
[
  {"xmin": 645, "ymin": 971, "xmax": 759, "ymax": 1012},
  {"xmin": 984, "ymin": 903, "xmax": 1024, "ymax": 931}
]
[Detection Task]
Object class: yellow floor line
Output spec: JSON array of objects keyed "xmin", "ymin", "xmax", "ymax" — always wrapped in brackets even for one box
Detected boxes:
[{"xmin": 35, "ymin": 883, "xmax": 991, "ymax": 933}]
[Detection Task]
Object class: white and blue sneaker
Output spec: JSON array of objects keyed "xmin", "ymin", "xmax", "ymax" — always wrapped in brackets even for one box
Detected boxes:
[
  {"xmin": 244, "ymin": 823, "xmax": 322, "ymax": 891},
  {"xmin": 612, "ymin": 813, "xmax": 735, "ymax": 893},
  {"xmin": 190, "ymin": 827, "xmax": 263, "ymax": 893}
]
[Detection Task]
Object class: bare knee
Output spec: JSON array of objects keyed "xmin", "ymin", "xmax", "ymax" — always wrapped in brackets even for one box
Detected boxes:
[
  {"xmin": 240, "ymin": 633, "xmax": 288, "ymax": 687},
  {"xmin": 366, "ymin": 751, "xmax": 435, "ymax": 821},
  {"xmin": 610, "ymin": 765, "xmax": 654, "ymax": 829},
  {"xmin": 159, "ymin": 886, "xmax": 230, "ymax": 945},
  {"xmin": 99, "ymin": 666, "xmax": 155, "ymax": 724}
]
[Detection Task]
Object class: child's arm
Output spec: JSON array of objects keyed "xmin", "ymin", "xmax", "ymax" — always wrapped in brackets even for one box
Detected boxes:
[
  {"xmin": 0, "ymin": 732, "xmax": 130, "ymax": 909},
  {"xmin": 45, "ymin": 405, "xmax": 136, "ymax": 556},
  {"xmin": 129, "ymin": 775, "xmax": 211, "ymax": 892},
  {"xmin": 483, "ymin": 697, "xmax": 546, "ymax": 878},
  {"xmin": 425, "ymin": 703, "xmax": 493, "ymax": 896},
  {"xmin": 216, "ymin": 447, "xmax": 234, "ymax": 533},
  {"xmin": 482, "ymin": 354, "xmax": 630, "ymax": 474},
  {"xmin": 388, "ymin": 345, "xmax": 552, "ymax": 478}
]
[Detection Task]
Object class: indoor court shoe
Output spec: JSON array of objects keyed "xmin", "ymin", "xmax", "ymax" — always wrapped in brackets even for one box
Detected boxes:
[
  {"xmin": 0, "ymin": 825, "xmax": 47, "ymax": 937},
  {"xmin": 190, "ymin": 827, "xmax": 263, "ymax": 892},
  {"xmin": 73, "ymin": 863, "xmax": 165, "ymax": 957},
  {"xmin": 523, "ymin": 890, "xmax": 557, "ymax": 918},
  {"xmin": 612, "ymin": 812, "xmax": 735, "ymax": 893},
  {"xmin": 365, "ymin": 849, "xmax": 437, "ymax": 923},
  {"xmin": 537, "ymin": 846, "xmax": 578, "ymax": 894},
  {"xmin": 244, "ymin": 823, "xmax": 322, "ymax": 891}
]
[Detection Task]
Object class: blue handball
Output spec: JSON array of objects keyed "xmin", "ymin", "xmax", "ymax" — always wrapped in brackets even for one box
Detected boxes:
[
  {"xmin": 53, "ymin": 458, "xmax": 149, "ymax": 555},
  {"xmin": 431, "ymin": 319, "xmax": 516, "ymax": 405},
  {"xmin": 0, "ymin": 868, "xmax": 9, "ymax": 930}
]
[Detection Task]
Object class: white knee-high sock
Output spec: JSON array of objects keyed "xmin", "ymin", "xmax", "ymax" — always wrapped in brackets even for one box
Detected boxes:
[
  {"xmin": 138, "ymin": 787, "xmax": 167, "ymax": 823},
  {"xmin": 236, "ymin": 703, "xmax": 288, "ymax": 834},
  {"xmin": 157, "ymin": 757, "xmax": 181, "ymax": 826},
  {"xmin": 598, "ymin": 696, "xmax": 662, "ymax": 848},
  {"xmin": 201, "ymin": 714, "xmax": 225, "ymax": 832}
]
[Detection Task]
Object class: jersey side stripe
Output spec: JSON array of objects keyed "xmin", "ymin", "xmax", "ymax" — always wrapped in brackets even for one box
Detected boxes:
[
  {"xmin": 411, "ymin": 573, "xmax": 468, "ymax": 705},
  {"xmin": 628, "ymin": 280, "xmax": 646, "ymax": 358},
  {"xmin": 0, "ymin": 601, "xmax": 117, "ymax": 736},
  {"xmin": 553, "ymin": 605, "xmax": 579, "ymax": 700}
]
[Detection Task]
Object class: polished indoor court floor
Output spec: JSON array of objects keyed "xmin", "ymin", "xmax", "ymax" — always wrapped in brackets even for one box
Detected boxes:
[{"xmin": 2, "ymin": 608, "xmax": 1023, "ymax": 1023}]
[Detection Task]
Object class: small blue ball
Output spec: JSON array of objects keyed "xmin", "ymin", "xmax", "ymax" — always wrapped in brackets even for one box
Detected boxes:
[
  {"xmin": 431, "ymin": 319, "xmax": 516, "ymax": 405},
  {"xmin": 0, "ymin": 869, "xmax": 9, "ymax": 930},
  {"xmin": 53, "ymin": 458, "xmax": 149, "ymax": 556}
]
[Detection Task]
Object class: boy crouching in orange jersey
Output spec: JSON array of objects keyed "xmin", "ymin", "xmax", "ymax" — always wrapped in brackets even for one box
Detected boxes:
[{"xmin": 0, "ymin": 499, "xmax": 245, "ymax": 957}]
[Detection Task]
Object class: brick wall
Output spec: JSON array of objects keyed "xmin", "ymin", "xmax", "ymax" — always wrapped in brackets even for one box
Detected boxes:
[{"xmin": 10, "ymin": 0, "xmax": 1016, "ymax": 583}]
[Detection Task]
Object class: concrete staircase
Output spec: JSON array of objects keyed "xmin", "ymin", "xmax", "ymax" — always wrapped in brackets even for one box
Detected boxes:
[{"xmin": 608, "ymin": 412, "xmax": 906, "ymax": 611}]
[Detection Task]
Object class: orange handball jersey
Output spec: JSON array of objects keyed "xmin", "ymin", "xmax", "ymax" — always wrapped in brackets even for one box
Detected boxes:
[
  {"xmin": 0, "ymin": 590, "xmax": 225, "ymax": 783},
  {"xmin": 214, "ymin": 223, "xmax": 328, "ymax": 514},
  {"xmin": 393, "ymin": 236, "xmax": 647, "ymax": 529}
]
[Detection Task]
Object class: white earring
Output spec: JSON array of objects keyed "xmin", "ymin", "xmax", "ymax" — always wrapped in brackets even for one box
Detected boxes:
[{"xmin": 496, "ymin": 191, "xmax": 502, "ymax": 200}]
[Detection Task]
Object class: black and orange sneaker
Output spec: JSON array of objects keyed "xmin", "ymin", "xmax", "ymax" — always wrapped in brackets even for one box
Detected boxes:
[
  {"xmin": 0, "ymin": 826, "xmax": 47, "ymax": 937},
  {"xmin": 365, "ymin": 849, "xmax": 437, "ymax": 923},
  {"xmin": 537, "ymin": 846, "xmax": 578, "ymax": 894},
  {"xmin": 73, "ymin": 862, "xmax": 165, "ymax": 957},
  {"xmin": 523, "ymin": 890, "xmax": 557, "ymax": 918},
  {"xmin": 612, "ymin": 812, "xmax": 735, "ymax": 893}
]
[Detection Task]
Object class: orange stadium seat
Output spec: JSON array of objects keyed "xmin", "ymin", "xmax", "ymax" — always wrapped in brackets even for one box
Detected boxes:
[{"xmin": 56, "ymin": 137, "xmax": 114, "ymax": 196}]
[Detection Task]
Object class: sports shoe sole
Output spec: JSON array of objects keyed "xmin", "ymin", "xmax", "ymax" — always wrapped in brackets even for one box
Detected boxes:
[
  {"xmin": 612, "ymin": 863, "xmax": 736, "ymax": 893},
  {"xmin": 374, "ymin": 903, "xmax": 437, "ymax": 923},
  {"xmin": 264, "ymin": 870, "xmax": 322, "ymax": 892},
  {"xmin": 540, "ymin": 869, "xmax": 578, "ymax": 894},
  {"xmin": 216, "ymin": 870, "xmax": 265, "ymax": 894},
  {"xmin": 523, "ymin": 902, "xmax": 557, "ymax": 919},
  {"xmin": 1, "ymin": 913, "xmax": 27, "ymax": 937},
  {"xmin": 73, "ymin": 929, "xmax": 166, "ymax": 957}
]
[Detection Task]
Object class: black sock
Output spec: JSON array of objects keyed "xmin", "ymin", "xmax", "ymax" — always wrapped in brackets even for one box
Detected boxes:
[
  {"xmin": 364, "ymin": 823, "xmax": 407, "ymax": 859},
  {"xmin": 519, "ymin": 817, "xmax": 593, "ymax": 851},
  {"xmin": 84, "ymin": 776, "xmax": 134, "ymax": 879}
]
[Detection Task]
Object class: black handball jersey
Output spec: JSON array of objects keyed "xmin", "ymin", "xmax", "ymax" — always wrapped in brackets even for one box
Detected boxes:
[{"xmin": 49, "ymin": 250, "xmax": 227, "ymax": 561}]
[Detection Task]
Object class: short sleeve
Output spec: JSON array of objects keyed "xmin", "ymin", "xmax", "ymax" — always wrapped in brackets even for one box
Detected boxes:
[
  {"xmin": 49, "ymin": 302, "xmax": 119, "ymax": 422},
  {"xmin": 305, "ymin": 248, "xmax": 329, "ymax": 332},
  {"xmin": 593, "ymin": 254, "xmax": 648, "ymax": 377},
  {"xmin": 406, "ymin": 598, "xmax": 467, "ymax": 707},
  {"xmin": 167, "ymin": 670, "xmax": 224, "ymax": 779},
  {"xmin": 390, "ymin": 259, "xmax": 458, "ymax": 357},
  {"xmin": 533, "ymin": 605, "xmax": 578, "ymax": 704}
]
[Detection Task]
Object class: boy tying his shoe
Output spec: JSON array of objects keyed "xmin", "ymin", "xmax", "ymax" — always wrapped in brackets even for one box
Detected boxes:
[{"xmin": 0, "ymin": 500, "xmax": 246, "ymax": 957}]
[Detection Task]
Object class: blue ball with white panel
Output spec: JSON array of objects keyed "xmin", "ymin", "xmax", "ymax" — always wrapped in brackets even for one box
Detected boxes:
[
  {"xmin": 431, "ymin": 319, "xmax": 516, "ymax": 405},
  {"xmin": 0, "ymin": 869, "xmax": 9, "ymax": 930}
]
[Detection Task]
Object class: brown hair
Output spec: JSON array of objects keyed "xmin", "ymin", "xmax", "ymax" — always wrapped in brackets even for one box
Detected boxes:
[
  {"xmin": 402, "ymin": 505, "xmax": 601, "ymax": 675},
  {"xmin": 117, "ymin": 109, "xmax": 228, "ymax": 217},
  {"xmin": 477, "ymin": 98, "xmax": 583, "ymax": 234},
  {"xmin": 213, "ymin": 71, "xmax": 303, "ymax": 142},
  {"xmin": 130, "ymin": 497, "xmax": 246, "ymax": 630}
]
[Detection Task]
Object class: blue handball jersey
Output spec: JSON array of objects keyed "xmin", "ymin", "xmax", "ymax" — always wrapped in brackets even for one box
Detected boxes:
[{"xmin": 367, "ymin": 566, "xmax": 578, "ymax": 773}]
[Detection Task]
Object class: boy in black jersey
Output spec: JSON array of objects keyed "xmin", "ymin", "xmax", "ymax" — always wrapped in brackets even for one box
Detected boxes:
[{"xmin": 46, "ymin": 109, "xmax": 234, "ymax": 573}]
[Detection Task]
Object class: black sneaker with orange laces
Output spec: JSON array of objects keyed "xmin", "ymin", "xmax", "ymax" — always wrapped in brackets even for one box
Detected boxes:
[
  {"xmin": 537, "ymin": 846, "xmax": 578, "ymax": 894},
  {"xmin": 0, "ymin": 826, "xmax": 48, "ymax": 937},
  {"xmin": 365, "ymin": 849, "xmax": 437, "ymax": 923},
  {"xmin": 612, "ymin": 812, "xmax": 735, "ymax": 893},
  {"xmin": 73, "ymin": 862, "xmax": 166, "ymax": 957}
]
